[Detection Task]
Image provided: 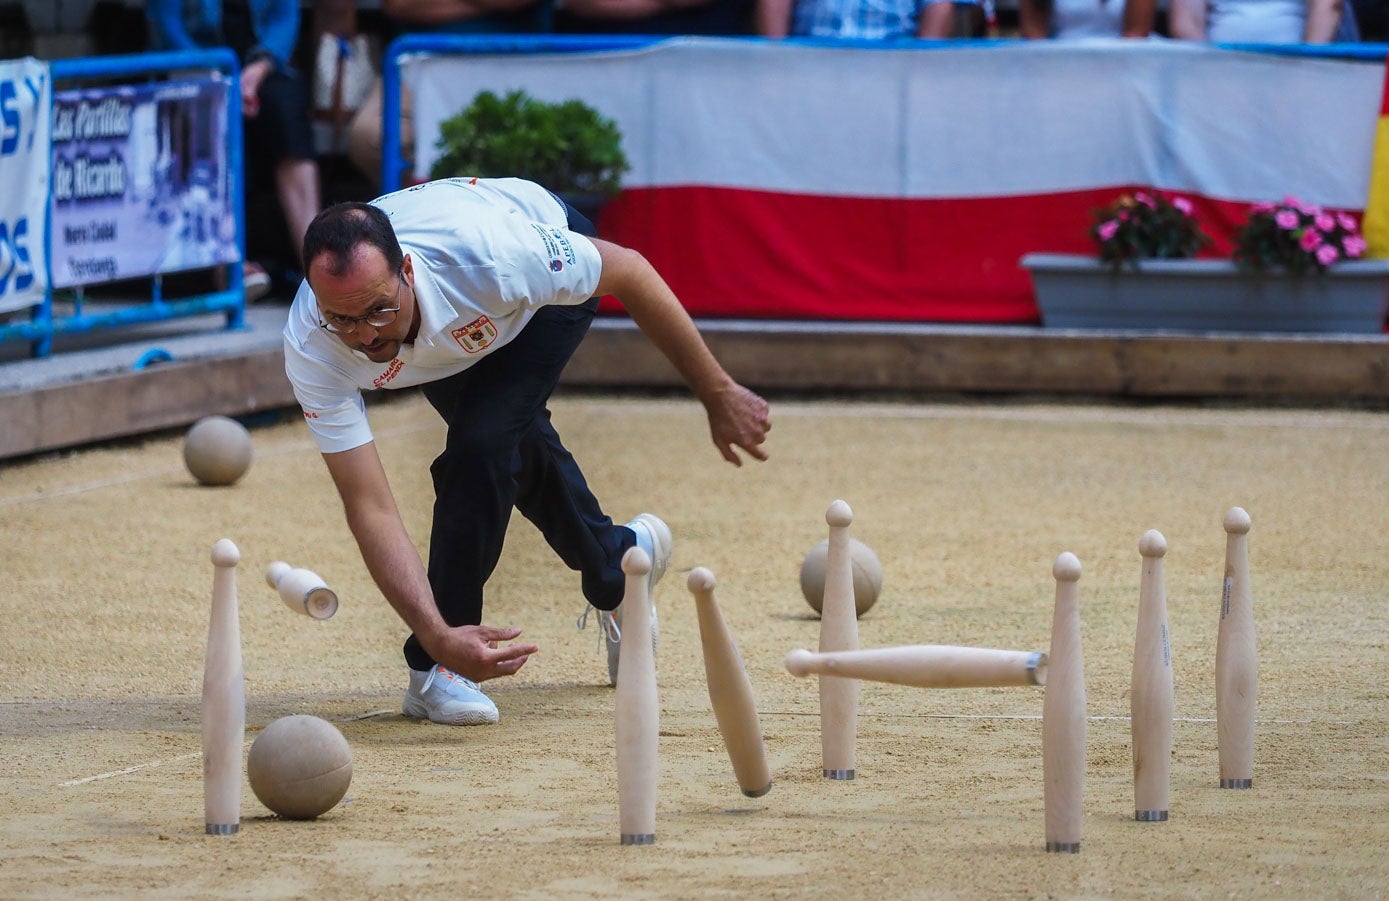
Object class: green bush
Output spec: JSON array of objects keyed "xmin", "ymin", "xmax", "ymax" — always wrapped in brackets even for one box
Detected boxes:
[{"xmin": 429, "ymin": 90, "xmax": 629, "ymax": 198}]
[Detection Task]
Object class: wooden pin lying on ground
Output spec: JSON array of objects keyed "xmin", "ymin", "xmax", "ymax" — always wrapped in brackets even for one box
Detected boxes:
[{"xmin": 785, "ymin": 645, "xmax": 1047, "ymax": 688}]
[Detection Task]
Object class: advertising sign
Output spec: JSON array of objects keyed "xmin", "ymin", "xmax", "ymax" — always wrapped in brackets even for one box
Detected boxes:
[
  {"xmin": 0, "ymin": 57, "xmax": 50, "ymax": 314},
  {"xmin": 50, "ymin": 76, "xmax": 239, "ymax": 289}
]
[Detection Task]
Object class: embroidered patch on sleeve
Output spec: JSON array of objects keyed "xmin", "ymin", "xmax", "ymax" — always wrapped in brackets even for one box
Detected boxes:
[{"xmin": 452, "ymin": 315, "xmax": 499, "ymax": 353}]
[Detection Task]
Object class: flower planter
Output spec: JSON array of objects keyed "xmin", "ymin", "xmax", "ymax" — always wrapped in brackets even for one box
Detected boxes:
[{"xmin": 1021, "ymin": 254, "xmax": 1389, "ymax": 334}]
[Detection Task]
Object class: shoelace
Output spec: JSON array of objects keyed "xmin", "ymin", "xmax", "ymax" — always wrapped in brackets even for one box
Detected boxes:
[
  {"xmin": 577, "ymin": 604, "xmax": 622, "ymax": 647},
  {"xmin": 420, "ymin": 665, "xmax": 479, "ymax": 695}
]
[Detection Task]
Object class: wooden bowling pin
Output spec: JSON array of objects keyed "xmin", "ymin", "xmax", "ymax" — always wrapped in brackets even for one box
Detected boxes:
[
  {"xmin": 266, "ymin": 561, "xmax": 339, "ymax": 620},
  {"xmin": 688, "ymin": 567, "xmax": 773, "ymax": 799},
  {"xmin": 1217, "ymin": 507, "xmax": 1256, "ymax": 789},
  {"xmin": 818, "ymin": 500, "xmax": 859, "ymax": 780},
  {"xmin": 615, "ymin": 546, "xmax": 658, "ymax": 845},
  {"xmin": 203, "ymin": 539, "xmax": 244, "ymax": 835},
  {"xmin": 1132, "ymin": 530, "xmax": 1173, "ymax": 822},
  {"xmin": 1043, "ymin": 552, "xmax": 1086, "ymax": 853},
  {"xmin": 785, "ymin": 645, "xmax": 1047, "ymax": 688}
]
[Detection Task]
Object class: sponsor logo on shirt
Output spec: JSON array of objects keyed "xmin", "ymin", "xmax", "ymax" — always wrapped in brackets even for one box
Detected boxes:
[
  {"xmin": 373, "ymin": 357, "xmax": 404, "ymax": 388},
  {"xmin": 453, "ymin": 315, "xmax": 498, "ymax": 354},
  {"xmin": 530, "ymin": 223, "xmax": 577, "ymax": 272},
  {"xmin": 303, "ymin": 410, "xmax": 319, "ymax": 419}
]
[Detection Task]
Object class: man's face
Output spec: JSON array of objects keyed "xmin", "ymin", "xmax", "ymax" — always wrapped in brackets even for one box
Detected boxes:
[{"xmin": 307, "ymin": 245, "xmax": 418, "ymax": 365}]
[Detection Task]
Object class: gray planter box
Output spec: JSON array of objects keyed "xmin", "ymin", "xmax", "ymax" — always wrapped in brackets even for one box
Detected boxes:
[{"xmin": 1021, "ymin": 254, "xmax": 1389, "ymax": 334}]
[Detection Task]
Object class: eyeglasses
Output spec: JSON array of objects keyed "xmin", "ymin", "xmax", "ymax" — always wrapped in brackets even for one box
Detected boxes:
[{"xmin": 318, "ymin": 272, "xmax": 405, "ymax": 334}]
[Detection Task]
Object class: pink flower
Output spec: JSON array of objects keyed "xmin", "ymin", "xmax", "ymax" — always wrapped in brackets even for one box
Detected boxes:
[
  {"xmin": 1316, "ymin": 244, "xmax": 1339, "ymax": 266},
  {"xmin": 1299, "ymin": 229, "xmax": 1323, "ymax": 251},
  {"xmin": 1135, "ymin": 192, "xmax": 1156, "ymax": 208},
  {"xmin": 1283, "ymin": 196, "xmax": 1313, "ymax": 214},
  {"xmin": 1172, "ymin": 196, "xmax": 1194, "ymax": 215},
  {"xmin": 1344, "ymin": 235, "xmax": 1368, "ymax": 258},
  {"xmin": 1337, "ymin": 212, "xmax": 1358, "ymax": 232},
  {"xmin": 1275, "ymin": 210, "xmax": 1299, "ymax": 230},
  {"xmin": 1098, "ymin": 219, "xmax": 1120, "ymax": 241},
  {"xmin": 1314, "ymin": 212, "xmax": 1335, "ymax": 232}
]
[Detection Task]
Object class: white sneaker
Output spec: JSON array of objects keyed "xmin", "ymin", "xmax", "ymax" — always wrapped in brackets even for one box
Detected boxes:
[
  {"xmin": 606, "ymin": 513, "xmax": 671, "ymax": 686},
  {"xmin": 402, "ymin": 665, "xmax": 499, "ymax": 726}
]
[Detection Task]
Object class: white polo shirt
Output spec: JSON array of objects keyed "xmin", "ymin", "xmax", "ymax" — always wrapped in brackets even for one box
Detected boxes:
[{"xmin": 283, "ymin": 177, "xmax": 603, "ymax": 454}]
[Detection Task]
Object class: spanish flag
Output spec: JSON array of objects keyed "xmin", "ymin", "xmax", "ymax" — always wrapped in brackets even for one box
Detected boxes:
[{"xmin": 1363, "ymin": 53, "xmax": 1389, "ymax": 257}]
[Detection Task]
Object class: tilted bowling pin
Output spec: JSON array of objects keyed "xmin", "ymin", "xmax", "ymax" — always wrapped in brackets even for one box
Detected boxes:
[
  {"xmin": 688, "ymin": 568, "xmax": 773, "ymax": 799},
  {"xmin": 818, "ymin": 500, "xmax": 860, "ymax": 780},
  {"xmin": 615, "ymin": 546, "xmax": 658, "ymax": 845},
  {"xmin": 203, "ymin": 539, "xmax": 245, "ymax": 835},
  {"xmin": 1217, "ymin": 507, "xmax": 1256, "ymax": 789},
  {"xmin": 785, "ymin": 645, "xmax": 1046, "ymax": 688},
  {"xmin": 1043, "ymin": 552, "xmax": 1086, "ymax": 853},
  {"xmin": 266, "ymin": 561, "xmax": 339, "ymax": 620},
  {"xmin": 1132, "ymin": 530, "xmax": 1174, "ymax": 822}
]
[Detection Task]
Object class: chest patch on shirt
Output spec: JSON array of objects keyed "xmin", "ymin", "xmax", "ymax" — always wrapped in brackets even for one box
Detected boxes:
[{"xmin": 452, "ymin": 315, "xmax": 499, "ymax": 354}]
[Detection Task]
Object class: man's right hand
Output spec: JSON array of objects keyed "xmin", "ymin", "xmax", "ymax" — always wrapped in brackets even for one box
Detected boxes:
[{"xmin": 422, "ymin": 624, "xmax": 537, "ymax": 682}]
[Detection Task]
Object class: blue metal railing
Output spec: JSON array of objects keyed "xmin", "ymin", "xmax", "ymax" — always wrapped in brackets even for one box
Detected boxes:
[{"xmin": 0, "ymin": 48, "xmax": 246, "ymax": 358}]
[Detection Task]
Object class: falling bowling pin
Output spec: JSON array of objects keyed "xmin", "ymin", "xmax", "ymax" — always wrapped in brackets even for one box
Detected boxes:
[
  {"xmin": 203, "ymin": 538, "xmax": 245, "ymax": 835},
  {"xmin": 818, "ymin": 500, "xmax": 859, "ymax": 780},
  {"xmin": 1043, "ymin": 552, "xmax": 1086, "ymax": 853},
  {"xmin": 266, "ymin": 561, "xmax": 339, "ymax": 620},
  {"xmin": 1217, "ymin": 507, "xmax": 1256, "ymax": 788},
  {"xmin": 615, "ymin": 546, "xmax": 658, "ymax": 845},
  {"xmin": 1132, "ymin": 530, "xmax": 1173, "ymax": 822},
  {"xmin": 687, "ymin": 567, "xmax": 772, "ymax": 799}
]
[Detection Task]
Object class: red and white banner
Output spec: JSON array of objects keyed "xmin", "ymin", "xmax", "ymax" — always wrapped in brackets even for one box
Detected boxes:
[{"xmin": 407, "ymin": 39, "xmax": 1383, "ymax": 322}]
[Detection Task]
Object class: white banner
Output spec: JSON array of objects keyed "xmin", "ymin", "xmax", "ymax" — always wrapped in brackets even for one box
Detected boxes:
[
  {"xmin": 0, "ymin": 57, "xmax": 50, "ymax": 315},
  {"xmin": 407, "ymin": 38, "xmax": 1381, "ymax": 208}
]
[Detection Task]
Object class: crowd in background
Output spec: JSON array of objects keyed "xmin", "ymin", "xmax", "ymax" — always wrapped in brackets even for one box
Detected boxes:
[{"xmin": 1, "ymin": 0, "xmax": 1384, "ymax": 298}]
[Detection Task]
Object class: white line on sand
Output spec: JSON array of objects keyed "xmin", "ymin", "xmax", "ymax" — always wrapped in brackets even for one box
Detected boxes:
[{"xmin": 60, "ymin": 711, "xmax": 393, "ymax": 786}]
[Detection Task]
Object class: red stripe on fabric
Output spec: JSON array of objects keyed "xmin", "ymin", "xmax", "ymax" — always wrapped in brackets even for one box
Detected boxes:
[{"xmin": 596, "ymin": 187, "xmax": 1267, "ymax": 322}]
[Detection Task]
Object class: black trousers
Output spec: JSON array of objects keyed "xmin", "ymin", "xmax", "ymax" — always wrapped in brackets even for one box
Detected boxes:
[{"xmin": 402, "ymin": 201, "xmax": 636, "ymax": 672}]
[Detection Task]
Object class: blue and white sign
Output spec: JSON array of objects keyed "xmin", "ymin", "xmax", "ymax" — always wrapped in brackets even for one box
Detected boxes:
[
  {"xmin": 49, "ymin": 76, "xmax": 239, "ymax": 289},
  {"xmin": 0, "ymin": 57, "xmax": 50, "ymax": 314}
]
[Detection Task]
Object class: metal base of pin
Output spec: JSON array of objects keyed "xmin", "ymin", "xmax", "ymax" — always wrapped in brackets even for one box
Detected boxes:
[
  {"xmin": 1026, "ymin": 652, "xmax": 1046, "ymax": 685},
  {"xmin": 823, "ymin": 769, "xmax": 855, "ymax": 780},
  {"xmin": 742, "ymin": 781, "xmax": 773, "ymax": 799},
  {"xmin": 1220, "ymin": 778, "xmax": 1253, "ymax": 789},
  {"xmin": 1134, "ymin": 810, "xmax": 1169, "ymax": 822},
  {"xmin": 620, "ymin": 833, "xmax": 656, "ymax": 845},
  {"xmin": 1045, "ymin": 841, "xmax": 1081, "ymax": 853},
  {"xmin": 205, "ymin": 823, "xmax": 239, "ymax": 835}
]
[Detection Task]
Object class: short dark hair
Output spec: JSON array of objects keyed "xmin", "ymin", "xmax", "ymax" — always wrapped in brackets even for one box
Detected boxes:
[{"xmin": 302, "ymin": 202, "xmax": 405, "ymax": 280}]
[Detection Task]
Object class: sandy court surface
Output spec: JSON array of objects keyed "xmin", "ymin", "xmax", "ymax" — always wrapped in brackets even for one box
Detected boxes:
[{"xmin": 2, "ymin": 392, "xmax": 1387, "ymax": 898}]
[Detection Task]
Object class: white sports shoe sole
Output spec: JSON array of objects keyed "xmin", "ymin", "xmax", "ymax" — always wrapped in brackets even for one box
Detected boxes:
[{"xmin": 606, "ymin": 514, "xmax": 672, "ymax": 686}]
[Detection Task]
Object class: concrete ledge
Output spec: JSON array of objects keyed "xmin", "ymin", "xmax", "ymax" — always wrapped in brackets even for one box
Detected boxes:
[
  {"xmin": 0, "ymin": 347, "xmax": 295, "ymax": 459},
  {"xmin": 4, "ymin": 318, "xmax": 1388, "ymax": 460},
  {"xmin": 566, "ymin": 319, "xmax": 1389, "ymax": 399}
]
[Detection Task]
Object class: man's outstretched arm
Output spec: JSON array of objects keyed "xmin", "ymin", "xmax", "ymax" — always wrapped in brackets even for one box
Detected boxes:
[
  {"xmin": 590, "ymin": 238, "xmax": 772, "ymax": 466},
  {"xmin": 321, "ymin": 441, "xmax": 537, "ymax": 679}
]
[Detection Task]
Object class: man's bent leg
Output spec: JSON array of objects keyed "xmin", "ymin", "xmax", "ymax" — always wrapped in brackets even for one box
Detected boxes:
[{"xmin": 403, "ymin": 297, "xmax": 607, "ymax": 670}]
